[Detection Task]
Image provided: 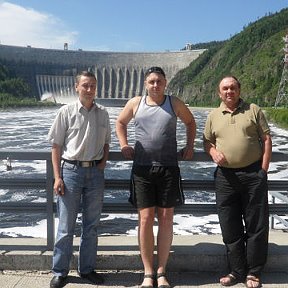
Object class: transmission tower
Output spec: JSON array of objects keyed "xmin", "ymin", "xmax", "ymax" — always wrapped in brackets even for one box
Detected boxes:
[{"xmin": 274, "ymin": 32, "xmax": 288, "ymax": 107}]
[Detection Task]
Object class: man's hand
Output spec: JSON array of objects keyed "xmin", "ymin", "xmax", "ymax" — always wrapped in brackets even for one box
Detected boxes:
[
  {"xmin": 121, "ymin": 145, "xmax": 135, "ymax": 160},
  {"xmin": 53, "ymin": 177, "xmax": 65, "ymax": 196},
  {"xmin": 211, "ymin": 150, "xmax": 227, "ymax": 166},
  {"xmin": 180, "ymin": 146, "xmax": 194, "ymax": 160},
  {"xmin": 97, "ymin": 160, "xmax": 106, "ymax": 170}
]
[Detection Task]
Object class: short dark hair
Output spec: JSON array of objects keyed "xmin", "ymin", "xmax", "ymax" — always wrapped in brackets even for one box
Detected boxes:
[
  {"xmin": 144, "ymin": 66, "xmax": 166, "ymax": 79},
  {"xmin": 219, "ymin": 75, "xmax": 241, "ymax": 90},
  {"xmin": 76, "ymin": 71, "xmax": 97, "ymax": 84}
]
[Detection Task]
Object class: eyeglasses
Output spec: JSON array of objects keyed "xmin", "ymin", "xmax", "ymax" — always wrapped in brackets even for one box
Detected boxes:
[{"xmin": 144, "ymin": 66, "xmax": 166, "ymax": 78}]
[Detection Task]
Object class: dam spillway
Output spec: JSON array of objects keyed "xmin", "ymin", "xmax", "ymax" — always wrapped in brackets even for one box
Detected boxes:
[{"xmin": 0, "ymin": 44, "xmax": 205, "ymax": 103}]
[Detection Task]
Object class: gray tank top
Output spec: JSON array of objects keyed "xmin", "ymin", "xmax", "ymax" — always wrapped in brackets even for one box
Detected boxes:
[{"xmin": 134, "ymin": 95, "xmax": 178, "ymax": 166}]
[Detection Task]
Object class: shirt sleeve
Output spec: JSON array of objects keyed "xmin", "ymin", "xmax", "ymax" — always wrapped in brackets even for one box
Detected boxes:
[
  {"xmin": 47, "ymin": 107, "xmax": 67, "ymax": 146},
  {"xmin": 257, "ymin": 109, "xmax": 270, "ymax": 136},
  {"xmin": 105, "ymin": 111, "xmax": 111, "ymax": 144},
  {"xmin": 203, "ymin": 113, "xmax": 216, "ymax": 144}
]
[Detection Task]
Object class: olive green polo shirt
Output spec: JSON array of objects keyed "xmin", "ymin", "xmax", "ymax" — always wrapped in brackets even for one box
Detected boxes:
[{"xmin": 203, "ymin": 100, "xmax": 270, "ymax": 168}]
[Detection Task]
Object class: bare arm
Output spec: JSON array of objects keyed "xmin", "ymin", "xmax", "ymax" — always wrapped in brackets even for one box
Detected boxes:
[
  {"xmin": 172, "ymin": 97, "xmax": 196, "ymax": 160},
  {"xmin": 116, "ymin": 97, "xmax": 140, "ymax": 159},
  {"xmin": 261, "ymin": 134, "xmax": 272, "ymax": 172},
  {"xmin": 51, "ymin": 143, "xmax": 65, "ymax": 195}
]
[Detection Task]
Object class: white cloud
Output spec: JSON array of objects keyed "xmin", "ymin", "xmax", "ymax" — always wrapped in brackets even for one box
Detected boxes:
[{"xmin": 0, "ymin": 2, "xmax": 78, "ymax": 49}]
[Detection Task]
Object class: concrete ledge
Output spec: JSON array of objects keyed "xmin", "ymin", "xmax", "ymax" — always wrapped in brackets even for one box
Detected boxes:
[{"xmin": 0, "ymin": 231, "xmax": 287, "ymax": 272}]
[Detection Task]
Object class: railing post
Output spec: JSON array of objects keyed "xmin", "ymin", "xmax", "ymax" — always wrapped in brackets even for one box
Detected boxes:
[
  {"xmin": 46, "ymin": 159, "xmax": 55, "ymax": 250},
  {"xmin": 270, "ymin": 195, "xmax": 275, "ymax": 230}
]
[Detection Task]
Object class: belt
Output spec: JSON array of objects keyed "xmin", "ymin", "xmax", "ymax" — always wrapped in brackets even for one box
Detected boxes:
[
  {"xmin": 62, "ymin": 158, "xmax": 101, "ymax": 167},
  {"xmin": 219, "ymin": 160, "xmax": 261, "ymax": 173}
]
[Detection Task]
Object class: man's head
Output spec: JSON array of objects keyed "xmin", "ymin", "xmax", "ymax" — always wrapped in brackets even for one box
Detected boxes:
[
  {"xmin": 75, "ymin": 71, "xmax": 97, "ymax": 108},
  {"xmin": 144, "ymin": 67, "xmax": 167, "ymax": 98},
  {"xmin": 218, "ymin": 76, "xmax": 241, "ymax": 109},
  {"xmin": 144, "ymin": 66, "xmax": 166, "ymax": 79}
]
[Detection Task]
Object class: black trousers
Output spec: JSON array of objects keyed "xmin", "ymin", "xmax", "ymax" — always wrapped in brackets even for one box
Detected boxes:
[{"xmin": 215, "ymin": 161, "xmax": 269, "ymax": 278}]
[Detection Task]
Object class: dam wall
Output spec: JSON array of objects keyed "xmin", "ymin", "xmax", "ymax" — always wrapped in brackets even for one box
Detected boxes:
[{"xmin": 0, "ymin": 44, "xmax": 205, "ymax": 102}]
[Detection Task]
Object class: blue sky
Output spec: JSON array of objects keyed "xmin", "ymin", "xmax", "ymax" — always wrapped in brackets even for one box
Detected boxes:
[{"xmin": 0, "ymin": 0, "xmax": 287, "ymax": 52}]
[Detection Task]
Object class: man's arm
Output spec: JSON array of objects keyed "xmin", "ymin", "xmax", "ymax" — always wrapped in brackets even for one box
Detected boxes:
[
  {"xmin": 51, "ymin": 143, "xmax": 65, "ymax": 195},
  {"xmin": 261, "ymin": 134, "xmax": 272, "ymax": 172},
  {"xmin": 172, "ymin": 97, "xmax": 196, "ymax": 160},
  {"xmin": 116, "ymin": 97, "xmax": 140, "ymax": 159},
  {"xmin": 203, "ymin": 139, "xmax": 227, "ymax": 166}
]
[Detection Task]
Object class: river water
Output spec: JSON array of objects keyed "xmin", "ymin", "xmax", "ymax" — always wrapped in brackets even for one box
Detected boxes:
[{"xmin": 0, "ymin": 106, "xmax": 287, "ymax": 238}]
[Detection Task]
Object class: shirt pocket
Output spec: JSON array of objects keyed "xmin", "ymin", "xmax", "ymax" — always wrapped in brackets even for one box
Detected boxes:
[{"xmin": 69, "ymin": 114, "xmax": 85, "ymax": 131}]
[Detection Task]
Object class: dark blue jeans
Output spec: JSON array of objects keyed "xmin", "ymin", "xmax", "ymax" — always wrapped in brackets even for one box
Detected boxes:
[{"xmin": 215, "ymin": 162, "xmax": 269, "ymax": 278}]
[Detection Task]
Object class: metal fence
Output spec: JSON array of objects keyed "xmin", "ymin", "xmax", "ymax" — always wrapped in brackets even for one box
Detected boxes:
[{"xmin": 0, "ymin": 150, "xmax": 287, "ymax": 250}]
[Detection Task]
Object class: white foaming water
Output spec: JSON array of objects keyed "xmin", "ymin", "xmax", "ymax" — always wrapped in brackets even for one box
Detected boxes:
[{"xmin": 0, "ymin": 106, "xmax": 287, "ymax": 238}]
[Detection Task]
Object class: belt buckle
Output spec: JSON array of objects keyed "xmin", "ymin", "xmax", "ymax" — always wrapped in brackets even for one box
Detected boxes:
[{"xmin": 81, "ymin": 161, "xmax": 91, "ymax": 168}]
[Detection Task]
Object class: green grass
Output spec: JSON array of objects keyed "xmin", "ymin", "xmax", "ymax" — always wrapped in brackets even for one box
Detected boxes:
[
  {"xmin": 0, "ymin": 93, "xmax": 57, "ymax": 108},
  {"xmin": 265, "ymin": 107, "xmax": 288, "ymax": 128}
]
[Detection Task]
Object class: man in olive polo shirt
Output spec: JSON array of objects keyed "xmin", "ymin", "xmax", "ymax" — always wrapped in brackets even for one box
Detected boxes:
[{"xmin": 203, "ymin": 76, "xmax": 272, "ymax": 288}]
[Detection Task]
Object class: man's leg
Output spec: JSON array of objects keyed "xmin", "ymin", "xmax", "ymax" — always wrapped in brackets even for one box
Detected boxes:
[
  {"xmin": 52, "ymin": 163, "xmax": 82, "ymax": 277},
  {"xmin": 242, "ymin": 169, "xmax": 269, "ymax": 278},
  {"xmin": 78, "ymin": 166, "xmax": 104, "ymax": 274},
  {"xmin": 216, "ymin": 168, "xmax": 247, "ymax": 280},
  {"xmin": 138, "ymin": 207, "xmax": 156, "ymax": 287},
  {"xmin": 156, "ymin": 207, "xmax": 174, "ymax": 287}
]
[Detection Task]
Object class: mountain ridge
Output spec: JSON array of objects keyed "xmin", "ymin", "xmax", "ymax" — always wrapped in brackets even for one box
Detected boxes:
[{"xmin": 168, "ymin": 8, "xmax": 288, "ymax": 107}]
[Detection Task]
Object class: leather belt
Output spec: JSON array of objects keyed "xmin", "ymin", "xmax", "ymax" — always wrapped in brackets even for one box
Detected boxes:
[{"xmin": 62, "ymin": 158, "xmax": 101, "ymax": 167}]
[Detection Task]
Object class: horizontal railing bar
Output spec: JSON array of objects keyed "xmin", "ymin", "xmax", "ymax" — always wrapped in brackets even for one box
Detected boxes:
[
  {"xmin": 1, "ymin": 178, "xmax": 287, "ymax": 192},
  {"xmin": 266, "ymin": 204, "xmax": 288, "ymax": 214},
  {"xmin": 1, "ymin": 150, "xmax": 288, "ymax": 162},
  {"xmin": 267, "ymin": 181, "xmax": 288, "ymax": 191},
  {"xmin": 0, "ymin": 178, "xmax": 47, "ymax": 189},
  {"xmin": 0, "ymin": 202, "xmax": 287, "ymax": 215},
  {"xmin": 0, "ymin": 150, "xmax": 51, "ymax": 161},
  {"xmin": 0, "ymin": 203, "xmax": 48, "ymax": 212}
]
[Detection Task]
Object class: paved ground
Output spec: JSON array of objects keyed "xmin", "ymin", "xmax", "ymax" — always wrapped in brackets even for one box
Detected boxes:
[
  {"xmin": 0, "ymin": 231, "xmax": 287, "ymax": 287},
  {"xmin": 0, "ymin": 270, "xmax": 288, "ymax": 288}
]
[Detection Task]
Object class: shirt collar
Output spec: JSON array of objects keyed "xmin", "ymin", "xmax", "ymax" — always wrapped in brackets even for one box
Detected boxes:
[
  {"xmin": 76, "ymin": 98, "xmax": 97, "ymax": 112},
  {"xmin": 220, "ymin": 98, "xmax": 244, "ymax": 114}
]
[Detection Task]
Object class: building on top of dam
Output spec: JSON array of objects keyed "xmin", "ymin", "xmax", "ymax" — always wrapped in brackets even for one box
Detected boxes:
[{"xmin": 0, "ymin": 44, "xmax": 205, "ymax": 104}]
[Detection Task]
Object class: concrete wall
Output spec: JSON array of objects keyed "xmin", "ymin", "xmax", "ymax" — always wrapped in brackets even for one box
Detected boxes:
[{"xmin": 0, "ymin": 44, "xmax": 205, "ymax": 101}]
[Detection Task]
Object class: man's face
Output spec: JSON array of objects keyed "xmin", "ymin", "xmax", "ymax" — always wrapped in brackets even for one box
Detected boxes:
[
  {"xmin": 144, "ymin": 72, "xmax": 167, "ymax": 97},
  {"xmin": 75, "ymin": 76, "xmax": 97, "ymax": 105},
  {"xmin": 218, "ymin": 77, "xmax": 240, "ymax": 108}
]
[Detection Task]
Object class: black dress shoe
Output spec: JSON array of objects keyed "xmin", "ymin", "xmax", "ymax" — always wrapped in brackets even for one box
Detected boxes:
[
  {"xmin": 79, "ymin": 271, "xmax": 104, "ymax": 284},
  {"xmin": 50, "ymin": 275, "xmax": 67, "ymax": 288}
]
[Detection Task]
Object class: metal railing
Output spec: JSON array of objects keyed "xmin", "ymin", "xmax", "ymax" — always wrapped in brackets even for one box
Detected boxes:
[{"xmin": 0, "ymin": 150, "xmax": 288, "ymax": 250}]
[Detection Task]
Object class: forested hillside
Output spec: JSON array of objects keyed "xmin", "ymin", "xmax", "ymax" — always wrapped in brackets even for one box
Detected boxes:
[
  {"xmin": 168, "ymin": 8, "xmax": 288, "ymax": 107},
  {"xmin": 0, "ymin": 63, "xmax": 34, "ymax": 106}
]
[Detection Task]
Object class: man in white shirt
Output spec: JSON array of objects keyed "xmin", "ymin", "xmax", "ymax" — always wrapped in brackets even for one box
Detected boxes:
[{"xmin": 48, "ymin": 71, "xmax": 111, "ymax": 288}]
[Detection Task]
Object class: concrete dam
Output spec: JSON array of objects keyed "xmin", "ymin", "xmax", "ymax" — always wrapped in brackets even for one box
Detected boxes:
[{"xmin": 0, "ymin": 44, "xmax": 205, "ymax": 104}]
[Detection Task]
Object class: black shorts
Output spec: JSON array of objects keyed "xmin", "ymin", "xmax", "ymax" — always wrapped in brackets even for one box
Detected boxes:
[{"xmin": 129, "ymin": 165, "xmax": 184, "ymax": 209}]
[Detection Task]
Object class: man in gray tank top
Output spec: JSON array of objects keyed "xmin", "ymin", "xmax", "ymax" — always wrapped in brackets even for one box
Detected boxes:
[{"xmin": 116, "ymin": 66, "xmax": 196, "ymax": 288}]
